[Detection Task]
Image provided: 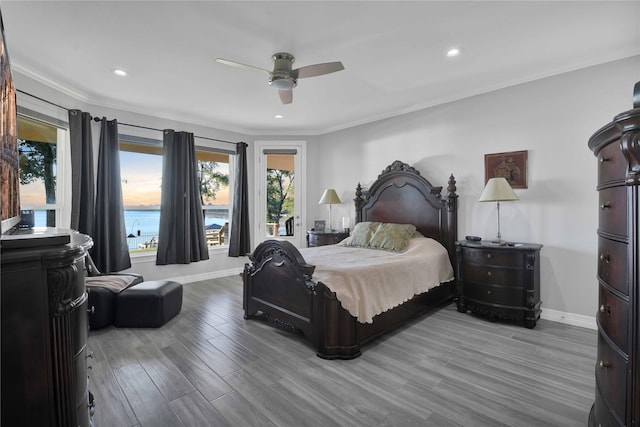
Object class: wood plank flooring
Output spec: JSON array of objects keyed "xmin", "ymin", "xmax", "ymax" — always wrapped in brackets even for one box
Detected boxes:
[{"xmin": 88, "ymin": 275, "xmax": 597, "ymax": 427}]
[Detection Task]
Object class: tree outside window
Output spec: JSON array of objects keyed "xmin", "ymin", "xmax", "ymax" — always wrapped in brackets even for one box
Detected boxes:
[
  {"xmin": 266, "ymin": 168, "xmax": 294, "ymax": 233},
  {"xmin": 17, "ymin": 115, "xmax": 63, "ymax": 227}
]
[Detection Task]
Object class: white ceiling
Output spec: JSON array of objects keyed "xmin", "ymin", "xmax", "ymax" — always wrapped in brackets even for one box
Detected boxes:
[{"xmin": 2, "ymin": 1, "xmax": 639, "ymax": 135}]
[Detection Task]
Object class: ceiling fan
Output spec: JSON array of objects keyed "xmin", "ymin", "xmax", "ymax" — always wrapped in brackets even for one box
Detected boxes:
[{"xmin": 215, "ymin": 52, "xmax": 344, "ymax": 104}]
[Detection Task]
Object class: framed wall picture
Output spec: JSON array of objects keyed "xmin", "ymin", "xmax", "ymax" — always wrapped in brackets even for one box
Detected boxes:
[
  {"xmin": 484, "ymin": 150, "xmax": 528, "ymax": 189},
  {"xmin": 313, "ymin": 220, "xmax": 326, "ymax": 232}
]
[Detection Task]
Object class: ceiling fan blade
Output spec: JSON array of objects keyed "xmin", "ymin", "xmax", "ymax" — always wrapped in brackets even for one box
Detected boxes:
[
  {"xmin": 294, "ymin": 61, "xmax": 344, "ymax": 79},
  {"xmin": 279, "ymin": 89, "xmax": 293, "ymax": 104},
  {"xmin": 215, "ymin": 58, "xmax": 271, "ymax": 76}
]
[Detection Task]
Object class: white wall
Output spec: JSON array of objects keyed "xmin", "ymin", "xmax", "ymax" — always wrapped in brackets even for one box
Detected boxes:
[{"xmin": 308, "ymin": 56, "xmax": 640, "ymax": 323}]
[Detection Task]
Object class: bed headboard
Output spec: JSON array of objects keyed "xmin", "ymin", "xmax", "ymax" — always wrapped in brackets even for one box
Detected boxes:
[{"xmin": 354, "ymin": 160, "xmax": 458, "ymax": 258}]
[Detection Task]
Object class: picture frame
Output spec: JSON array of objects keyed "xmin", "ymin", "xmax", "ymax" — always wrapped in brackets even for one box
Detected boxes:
[
  {"xmin": 484, "ymin": 150, "xmax": 528, "ymax": 189},
  {"xmin": 313, "ymin": 220, "xmax": 326, "ymax": 232}
]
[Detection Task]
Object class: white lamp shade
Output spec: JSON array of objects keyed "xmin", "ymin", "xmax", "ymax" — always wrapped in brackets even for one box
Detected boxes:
[
  {"xmin": 318, "ymin": 188, "xmax": 341, "ymax": 205},
  {"xmin": 478, "ymin": 177, "xmax": 519, "ymax": 202}
]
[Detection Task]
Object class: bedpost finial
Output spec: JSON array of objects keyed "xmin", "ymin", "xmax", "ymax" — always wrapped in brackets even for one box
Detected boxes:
[{"xmin": 447, "ymin": 174, "xmax": 457, "ymax": 195}]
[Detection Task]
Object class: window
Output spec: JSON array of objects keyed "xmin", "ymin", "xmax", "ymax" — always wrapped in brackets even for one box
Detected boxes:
[
  {"xmin": 197, "ymin": 149, "xmax": 231, "ymax": 247},
  {"xmin": 119, "ymin": 137, "xmax": 163, "ymax": 253},
  {"xmin": 265, "ymin": 152, "xmax": 295, "ymax": 237},
  {"xmin": 17, "ymin": 114, "xmax": 65, "ymax": 227},
  {"xmin": 119, "ymin": 135, "xmax": 231, "ymax": 253}
]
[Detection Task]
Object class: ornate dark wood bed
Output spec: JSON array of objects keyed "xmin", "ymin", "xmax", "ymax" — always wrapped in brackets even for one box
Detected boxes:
[{"xmin": 243, "ymin": 160, "xmax": 458, "ymax": 359}]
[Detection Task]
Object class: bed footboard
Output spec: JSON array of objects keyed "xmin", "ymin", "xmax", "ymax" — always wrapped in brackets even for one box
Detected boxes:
[
  {"xmin": 243, "ymin": 240, "xmax": 318, "ymax": 339},
  {"xmin": 243, "ymin": 239, "xmax": 363, "ymax": 359}
]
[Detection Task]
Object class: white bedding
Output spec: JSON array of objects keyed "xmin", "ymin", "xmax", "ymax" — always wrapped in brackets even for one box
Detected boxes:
[{"xmin": 299, "ymin": 237, "xmax": 454, "ymax": 323}]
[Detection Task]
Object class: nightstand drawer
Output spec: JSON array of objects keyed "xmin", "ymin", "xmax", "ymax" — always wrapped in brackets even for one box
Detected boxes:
[
  {"xmin": 464, "ymin": 247, "xmax": 523, "ymax": 268},
  {"xmin": 595, "ymin": 331, "xmax": 628, "ymax": 423},
  {"xmin": 464, "ymin": 283, "xmax": 523, "ymax": 307},
  {"xmin": 598, "ymin": 237, "xmax": 628, "ymax": 296},
  {"xmin": 598, "ymin": 286, "xmax": 629, "ymax": 354},
  {"xmin": 464, "ymin": 264, "xmax": 523, "ymax": 286},
  {"xmin": 598, "ymin": 186, "xmax": 627, "ymax": 237}
]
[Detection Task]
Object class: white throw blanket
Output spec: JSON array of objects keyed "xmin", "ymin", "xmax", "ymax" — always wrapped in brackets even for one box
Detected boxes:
[
  {"xmin": 299, "ymin": 237, "xmax": 454, "ymax": 323},
  {"xmin": 85, "ymin": 275, "xmax": 139, "ymax": 293}
]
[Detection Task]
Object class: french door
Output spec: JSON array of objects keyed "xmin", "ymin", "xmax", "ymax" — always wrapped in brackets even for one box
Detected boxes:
[{"xmin": 254, "ymin": 140, "xmax": 306, "ymax": 248}]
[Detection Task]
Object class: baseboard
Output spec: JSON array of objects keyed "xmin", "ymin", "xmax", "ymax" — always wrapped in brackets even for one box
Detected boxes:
[
  {"xmin": 541, "ymin": 308, "xmax": 596, "ymax": 330},
  {"xmin": 167, "ymin": 268, "xmax": 243, "ymax": 285}
]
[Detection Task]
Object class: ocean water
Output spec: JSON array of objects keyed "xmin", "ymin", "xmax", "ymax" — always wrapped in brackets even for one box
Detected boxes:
[
  {"xmin": 124, "ymin": 210, "xmax": 228, "ymax": 236},
  {"xmin": 32, "ymin": 209, "xmax": 228, "ymax": 234}
]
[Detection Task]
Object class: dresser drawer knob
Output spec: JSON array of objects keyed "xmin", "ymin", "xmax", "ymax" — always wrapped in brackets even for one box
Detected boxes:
[
  {"xmin": 600, "ymin": 202, "xmax": 611, "ymax": 210},
  {"xmin": 487, "ymin": 271, "xmax": 492, "ymax": 277},
  {"xmin": 487, "ymin": 290, "xmax": 491, "ymax": 295},
  {"xmin": 599, "ymin": 156, "xmax": 609, "ymax": 163},
  {"xmin": 486, "ymin": 253, "xmax": 492, "ymax": 259},
  {"xmin": 599, "ymin": 360, "xmax": 610, "ymax": 369},
  {"xmin": 599, "ymin": 304, "xmax": 610, "ymax": 315},
  {"xmin": 599, "ymin": 253, "xmax": 610, "ymax": 264}
]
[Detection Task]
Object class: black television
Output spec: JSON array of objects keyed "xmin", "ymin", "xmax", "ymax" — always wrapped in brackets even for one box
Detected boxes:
[{"xmin": 0, "ymin": 9, "xmax": 19, "ymax": 234}]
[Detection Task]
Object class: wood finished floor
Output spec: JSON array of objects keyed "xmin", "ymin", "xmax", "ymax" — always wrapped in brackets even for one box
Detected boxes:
[{"xmin": 88, "ymin": 275, "xmax": 597, "ymax": 427}]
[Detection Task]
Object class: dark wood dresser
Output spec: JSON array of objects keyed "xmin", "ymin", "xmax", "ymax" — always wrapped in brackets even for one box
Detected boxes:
[
  {"xmin": 306, "ymin": 230, "xmax": 350, "ymax": 247},
  {"xmin": 1, "ymin": 230, "xmax": 93, "ymax": 427},
  {"xmin": 588, "ymin": 107, "xmax": 640, "ymax": 427},
  {"xmin": 455, "ymin": 240, "xmax": 542, "ymax": 328}
]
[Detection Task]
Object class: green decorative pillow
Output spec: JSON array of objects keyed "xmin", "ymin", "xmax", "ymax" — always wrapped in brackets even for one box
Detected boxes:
[
  {"xmin": 368, "ymin": 223, "xmax": 417, "ymax": 252},
  {"xmin": 342, "ymin": 221, "xmax": 380, "ymax": 248}
]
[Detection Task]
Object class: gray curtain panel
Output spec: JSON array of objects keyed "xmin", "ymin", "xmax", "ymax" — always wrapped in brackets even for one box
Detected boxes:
[
  {"xmin": 228, "ymin": 142, "xmax": 250, "ymax": 257},
  {"xmin": 68, "ymin": 110, "xmax": 95, "ymax": 236},
  {"xmin": 156, "ymin": 130, "xmax": 209, "ymax": 265},
  {"xmin": 91, "ymin": 118, "xmax": 131, "ymax": 273}
]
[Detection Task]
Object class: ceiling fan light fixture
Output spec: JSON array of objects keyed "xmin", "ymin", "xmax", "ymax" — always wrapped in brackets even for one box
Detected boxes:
[{"xmin": 269, "ymin": 74, "xmax": 297, "ymax": 90}]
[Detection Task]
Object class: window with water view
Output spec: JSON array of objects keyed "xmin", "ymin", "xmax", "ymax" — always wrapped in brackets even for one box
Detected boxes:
[{"xmin": 120, "ymin": 139, "xmax": 230, "ymax": 253}]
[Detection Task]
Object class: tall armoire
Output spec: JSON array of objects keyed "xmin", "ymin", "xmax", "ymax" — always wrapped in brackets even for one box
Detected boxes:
[{"xmin": 588, "ymin": 107, "xmax": 640, "ymax": 426}]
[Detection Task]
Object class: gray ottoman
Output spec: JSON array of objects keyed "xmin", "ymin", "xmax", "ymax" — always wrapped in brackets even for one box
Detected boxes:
[
  {"xmin": 115, "ymin": 280, "xmax": 183, "ymax": 327},
  {"xmin": 87, "ymin": 287, "xmax": 116, "ymax": 330}
]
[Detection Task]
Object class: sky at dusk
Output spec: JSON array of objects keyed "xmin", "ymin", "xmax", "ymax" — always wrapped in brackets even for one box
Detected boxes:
[{"xmin": 20, "ymin": 150, "xmax": 230, "ymax": 207}]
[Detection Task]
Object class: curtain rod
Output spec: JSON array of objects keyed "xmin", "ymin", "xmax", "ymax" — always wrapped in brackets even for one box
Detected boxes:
[{"xmin": 16, "ymin": 88, "xmax": 239, "ymax": 146}]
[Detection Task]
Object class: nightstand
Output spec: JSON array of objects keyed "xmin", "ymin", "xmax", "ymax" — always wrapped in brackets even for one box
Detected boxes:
[
  {"xmin": 307, "ymin": 230, "xmax": 350, "ymax": 247},
  {"xmin": 455, "ymin": 240, "xmax": 543, "ymax": 328}
]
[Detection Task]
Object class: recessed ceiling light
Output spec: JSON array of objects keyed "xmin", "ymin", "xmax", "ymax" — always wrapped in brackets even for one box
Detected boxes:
[
  {"xmin": 113, "ymin": 69, "xmax": 128, "ymax": 77},
  {"xmin": 274, "ymin": 114, "xmax": 284, "ymax": 119},
  {"xmin": 446, "ymin": 48, "xmax": 460, "ymax": 58}
]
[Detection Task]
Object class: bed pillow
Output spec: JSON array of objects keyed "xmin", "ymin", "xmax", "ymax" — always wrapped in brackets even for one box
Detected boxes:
[
  {"xmin": 341, "ymin": 221, "xmax": 380, "ymax": 248},
  {"xmin": 368, "ymin": 222, "xmax": 417, "ymax": 252}
]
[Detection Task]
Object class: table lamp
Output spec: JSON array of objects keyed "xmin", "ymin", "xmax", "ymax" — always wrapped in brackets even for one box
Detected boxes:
[
  {"xmin": 479, "ymin": 177, "xmax": 518, "ymax": 244},
  {"xmin": 318, "ymin": 189, "xmax": 341, "ymax": 231}
]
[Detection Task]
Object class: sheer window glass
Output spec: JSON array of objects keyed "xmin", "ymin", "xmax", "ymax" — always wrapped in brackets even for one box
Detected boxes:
[
  {"xmin": 265, "ymin": 153, "xmax": 295, "ymax": 237},
  {"xmin": 197, "ymin": 150, "xmax": 231, "ymax": 247},
  {"xmin": 18, "ymin": 115, "xmax": 65, "ymax": 227},
  {"xmin": 119, "ymin": 139, "xmax": 163, "ymax": 253}
]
